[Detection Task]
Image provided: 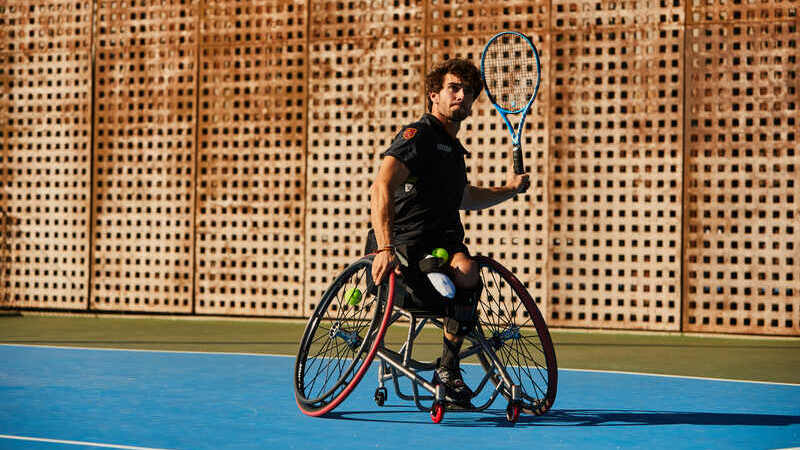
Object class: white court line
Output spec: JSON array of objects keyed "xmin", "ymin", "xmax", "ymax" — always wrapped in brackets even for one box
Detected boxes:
[
  {"xmin": 0, "ymin": 434, "xmax": 170, "ymax": 450},
  {"xmin": 560, "ymin": 367, "xmax": 800, "ymax": 387},
  {"xmin": 0, "ymin": 342, "xmax": 293, "ymax": 359},
  {"xmin": 2, "ymin": 343, "xmax": 799, "ymax": 387}
]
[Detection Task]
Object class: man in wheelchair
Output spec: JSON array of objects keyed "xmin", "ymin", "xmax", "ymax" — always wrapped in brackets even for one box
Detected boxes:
[{"xmin": 368, "ymin": 58, "xmax": 530, "ymax": 408}]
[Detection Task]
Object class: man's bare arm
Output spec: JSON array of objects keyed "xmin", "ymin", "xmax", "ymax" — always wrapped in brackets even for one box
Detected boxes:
[
  {"xmin": 369, "ymin": 156, "xmax": 410, "ymax": 283},
  {"xmin": 460, "ymin": 172, "xmax": 530, "ymax": 211}
]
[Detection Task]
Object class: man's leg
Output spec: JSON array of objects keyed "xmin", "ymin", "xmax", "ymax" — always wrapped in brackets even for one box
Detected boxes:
[
  {"xmin": 442, "ymin": 251, "xmax": 479, "ymax": 348},
  {"xmin": 436, "ymin": 252, "xmax": 480, "ymax": 405},
  {"xmin": 448, "ymin": 252, "xmax": 480, "ymax": 290}
]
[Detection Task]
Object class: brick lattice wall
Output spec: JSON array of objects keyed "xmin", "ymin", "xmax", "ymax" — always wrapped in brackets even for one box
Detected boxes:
[{"xmin": 0, "ymin": 0, "xmax": 797, "ymax": 335}]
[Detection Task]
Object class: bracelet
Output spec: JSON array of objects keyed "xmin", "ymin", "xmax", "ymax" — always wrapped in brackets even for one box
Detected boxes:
[{"xmin": 376, "ymin": 245, "xmax": 394, "ymax": 254}]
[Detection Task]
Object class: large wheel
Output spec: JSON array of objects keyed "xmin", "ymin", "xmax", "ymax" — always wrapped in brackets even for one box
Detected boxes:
[
  {"xmin": 473, "ymin": 255, "xmax": 557, "ymax": 416},
  {"xmin": 294, "ymin": 256, "xmax": 394, "ymax": 416}
]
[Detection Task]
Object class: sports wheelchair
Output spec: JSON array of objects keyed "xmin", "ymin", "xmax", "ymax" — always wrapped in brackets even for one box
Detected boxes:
[{"xmin": 294, "ymin": 253, "xmax": 557, "ymax": 423}]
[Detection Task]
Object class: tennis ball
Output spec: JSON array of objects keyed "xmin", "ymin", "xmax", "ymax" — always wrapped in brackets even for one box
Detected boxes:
[
  {"xmin": 432, "ymin": 247, "xmax": 449, "ymax": 263},
  {"xmin": 345, "ymin": 287, "xmax": 362, "ymax": 306}
]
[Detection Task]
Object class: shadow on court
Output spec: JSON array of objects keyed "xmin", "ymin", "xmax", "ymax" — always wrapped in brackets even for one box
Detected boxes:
[
  {"xmin": 324, "ymin": 407, "xmax": 800, "ymax": 428},
  {"xmin": 507, "ymin": 409, "xmax": 800, "ymax": 427}
]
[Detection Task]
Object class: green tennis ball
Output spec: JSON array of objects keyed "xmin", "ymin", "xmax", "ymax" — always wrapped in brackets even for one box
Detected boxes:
[
  {"xmin": 432, "ymin": 247, "xmax": 449, "ymax": 263},
  {"xmin": 345, "ymin": 287, "xmax": 362, "ymax": 306}
]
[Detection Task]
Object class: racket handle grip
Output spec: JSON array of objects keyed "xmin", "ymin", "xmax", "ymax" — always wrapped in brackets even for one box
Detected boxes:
[{"xmin": 512, "ymin": 144, "xmax": 525, "ymax": 175}]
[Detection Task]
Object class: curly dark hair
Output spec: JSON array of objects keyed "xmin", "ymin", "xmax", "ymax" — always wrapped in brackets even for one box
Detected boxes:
[{"xmin": 425, "ymin": 58, "xmax": 482, "ymax": 112}]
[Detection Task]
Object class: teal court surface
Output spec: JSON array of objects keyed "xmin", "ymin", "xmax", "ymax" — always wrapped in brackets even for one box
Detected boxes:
[{"xmin": 1, "ymin": 344, "xmax": 798, "ymax": 449}]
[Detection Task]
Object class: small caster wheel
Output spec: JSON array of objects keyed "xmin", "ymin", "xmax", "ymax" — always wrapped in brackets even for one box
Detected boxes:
[
  {"xmin": 506, "ymin": 402, "xmax": 521, "ymax": 423},
  {"xmin": 430, "ymin": 401, "xmax": 445, "ymax": 424},
  {"xmin": 374, "ymin": 387, "xmax": 388, "ymax": 407}
]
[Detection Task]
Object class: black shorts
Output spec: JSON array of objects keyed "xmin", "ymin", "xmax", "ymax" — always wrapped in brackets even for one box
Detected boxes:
[
  {"xmin": 364, "ymin": 229, "xmax": 469, "ymax": 263},
  {"xmin": 364, "ymin": 229, "xmax": 470, "ymax": 312}
]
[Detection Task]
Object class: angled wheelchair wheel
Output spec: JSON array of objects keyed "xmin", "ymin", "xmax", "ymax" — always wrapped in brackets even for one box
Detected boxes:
[
  {"xmin": 294, "ymin": 255, "xmax": 394, "ymax": 416},
  {"xmin": 473, "ymin": 255, "xmax": 558, "ymax": 416}
]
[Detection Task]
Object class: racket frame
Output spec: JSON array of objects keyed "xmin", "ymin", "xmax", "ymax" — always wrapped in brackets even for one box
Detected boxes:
[{"xmin": 480, "ymin": 31, "xmax": 542, "ymax": 174}]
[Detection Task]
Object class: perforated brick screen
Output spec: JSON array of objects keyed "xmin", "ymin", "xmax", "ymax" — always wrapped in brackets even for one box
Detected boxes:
[
  {"xmin": 1, "ymin": 0, "xmax": 798, "ymax": 336},
  {"xmin": 0, "ymin": 1, "xmax": 92, "ymax": 309},
  {"xmin": 548, "ymin": 26, "xmax": 684, "ymax": 330},
  {"xmin": 0, "ymin": 0, "xmax": 91, "ymax": 53},
  {"xmin": 90, "ymin": 0, "xmax": 197, "ymax": 312},
  {"xmin": 684, "ymin": 21, "xmax": 799, "ymax": 335},
  {"xmin": 196, "ymin": 1, "xmax": 306, "ymax": 317}
]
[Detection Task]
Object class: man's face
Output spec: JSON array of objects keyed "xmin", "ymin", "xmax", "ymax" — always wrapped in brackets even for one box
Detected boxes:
[{"xmin": 430, "ymin": 73, "xmax": 475, "ymax": 122}]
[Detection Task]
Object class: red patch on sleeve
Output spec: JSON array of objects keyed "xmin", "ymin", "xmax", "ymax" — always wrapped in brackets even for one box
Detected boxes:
[{"xmin": 402, "ymin": 128, "xmax": 418, "ymax": 140}]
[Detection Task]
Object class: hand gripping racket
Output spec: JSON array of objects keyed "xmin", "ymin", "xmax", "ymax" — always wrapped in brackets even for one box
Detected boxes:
[{"xmin": 480, "ymin": 31, "xmax": 542, "ymax": 175}]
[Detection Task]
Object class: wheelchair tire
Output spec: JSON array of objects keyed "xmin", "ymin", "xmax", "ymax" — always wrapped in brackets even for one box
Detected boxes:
[
  {"xmin": 294, "ymin": 255, "xmax": 394, "ymax": 416},
  {"xmin": 472, "ymin": 255, "xmax": 558, "ymax": 416}
]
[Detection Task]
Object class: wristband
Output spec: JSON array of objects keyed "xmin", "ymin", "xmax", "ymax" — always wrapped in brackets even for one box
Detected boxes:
[{"xmin": 376, "ymin": 245, "xmax": 394, "ymax": 254}]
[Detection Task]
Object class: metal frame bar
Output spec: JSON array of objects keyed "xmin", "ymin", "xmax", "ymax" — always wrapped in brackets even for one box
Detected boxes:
[{"xmin": 372, "ymin": 308, "xmax": 515, "ymax": 413}]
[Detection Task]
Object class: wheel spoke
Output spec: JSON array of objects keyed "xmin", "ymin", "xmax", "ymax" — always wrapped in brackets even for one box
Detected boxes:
[
  {"xmin": 474, "ymin": 256, "xmax": 556, "ymax": 415},
  {"xmin": 295, "ymin": 258, "xmax": 391, "ymax": 414}
]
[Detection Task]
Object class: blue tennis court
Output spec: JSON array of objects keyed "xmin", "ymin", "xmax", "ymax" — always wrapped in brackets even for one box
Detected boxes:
[{"xmin": 1, "ymin": 344, "xmax": 798, "ymax": 449}]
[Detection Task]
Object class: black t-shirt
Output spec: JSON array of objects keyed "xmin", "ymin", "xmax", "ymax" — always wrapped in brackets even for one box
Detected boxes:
[{"xmin": 381, "ymin": 114, "xmax": 469, "ymax": 246}]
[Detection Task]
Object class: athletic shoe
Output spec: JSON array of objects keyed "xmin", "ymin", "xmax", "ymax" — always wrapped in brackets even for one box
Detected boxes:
[{"xmin": 434, "ymin": 364, "xmax": 474, "ymax": 407}]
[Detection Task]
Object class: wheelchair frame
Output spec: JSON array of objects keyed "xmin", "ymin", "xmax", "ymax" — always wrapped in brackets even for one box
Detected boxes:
[
  {"xmin": 294, "ymin": 254, "xmax": 557, "ymax": 424},
  {"xmin": 373, "ymin": 306, "xmax": 524, "ymax": 422}
]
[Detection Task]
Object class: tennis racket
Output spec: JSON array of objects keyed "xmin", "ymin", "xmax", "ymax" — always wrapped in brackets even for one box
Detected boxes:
[{"xmin": 480, "ymin": 31, "xmax": 542, "ymax": 175}]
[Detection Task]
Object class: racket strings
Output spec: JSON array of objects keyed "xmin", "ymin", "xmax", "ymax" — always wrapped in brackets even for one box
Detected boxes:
[{"xmin": 483, "ymin": 35, "xmax": 538, "ymax": 112}]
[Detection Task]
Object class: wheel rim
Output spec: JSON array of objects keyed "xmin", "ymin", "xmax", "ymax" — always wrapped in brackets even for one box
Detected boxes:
[
  {"xmin": 295, "ymin": 258, "xmax": 391, "ymax": 413},
  {"xmin": 474, "ymin": 255, "xmax": 558, "ymax": 415}
]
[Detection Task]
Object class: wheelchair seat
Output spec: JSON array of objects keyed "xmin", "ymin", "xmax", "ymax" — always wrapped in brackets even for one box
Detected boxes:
[
  {"xmin": 363, "ymin": 229, "xmax": 452, "ymax": 318},
  {"xmin": 384, "ymin": 272, "xmax": 448, "ymax": 319}
]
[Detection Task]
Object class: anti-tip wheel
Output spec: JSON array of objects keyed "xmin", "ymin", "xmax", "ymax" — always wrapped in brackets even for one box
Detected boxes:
[{"xmin": 374, "ymin": 387, "xmax": 388, "ymax": 407}]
